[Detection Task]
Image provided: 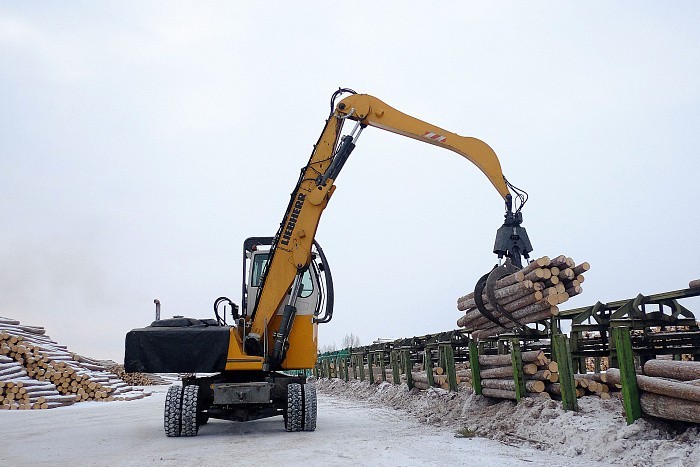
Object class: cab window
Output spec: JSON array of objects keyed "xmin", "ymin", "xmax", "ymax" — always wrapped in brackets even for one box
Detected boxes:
[{"xmin": 251, "ymin": 253, "xmax": 269, "ymax": 287}]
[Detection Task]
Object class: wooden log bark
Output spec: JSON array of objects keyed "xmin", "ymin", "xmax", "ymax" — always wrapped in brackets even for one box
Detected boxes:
[
  {"xmin": 480, "ymin": 366, "xmax": 515, "ymax": 379},
  {"xmin": 481, "ymin": 378, "xmax": 545, "ymax": 393},
  {"xmin": 572, "ymin": 262, "xmax": 590, "ymax": 275},
  {"xmin": 525, "ymin": 369, "xmax": 552, "ymax": 381},
  {"xmin": 639, "ymin": 392, "xmax": 700, "ymax": 423},
  {"xmin": 471, "ymin": 306, "xmax": 559, "ymax": 339},
  {"xmin": 478, "ymin": 350, "xmax": 544, "ymax": 367},
  {"xmin": 518, "ymin": 256, "xmax": 551, "ymax": 276},
  {"xmin": 643, "ymin": 360, "xmax": 700, "ymax": 381},
  {"xmin": 633, "ymin": 374, "xmax": 700, "ymax": 402}
]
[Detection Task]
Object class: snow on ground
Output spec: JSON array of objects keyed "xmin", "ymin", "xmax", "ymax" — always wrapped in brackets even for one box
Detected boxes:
[
  {"xmin": 3, "ymin": 385, "xmax": 594, "ymax": 467},
  {"xmin": 317, "ymin": 378, "xmax": 700, "ymax": 467}
]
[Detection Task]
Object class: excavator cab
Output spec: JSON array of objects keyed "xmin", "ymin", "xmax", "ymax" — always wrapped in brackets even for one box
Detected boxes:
[{"xmin": 241, "ymin": 237, "xmax": 330, "ymax": 326}]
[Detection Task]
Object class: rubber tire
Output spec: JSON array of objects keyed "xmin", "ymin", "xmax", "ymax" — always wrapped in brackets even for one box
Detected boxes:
[
  {"xmin": 285, "ymin": 383, "xmax": 303, "ymax": 432},
  {"xmin": 303, "ymin": 383, "xmax": 317, "ymax": 431},
  {"xmin": 181, "ymin": 385, "xmax": 199, "ymax": 437},
  {"xmin": 164, "ymin": 385, "xmax": 183, "ymax": 437}
]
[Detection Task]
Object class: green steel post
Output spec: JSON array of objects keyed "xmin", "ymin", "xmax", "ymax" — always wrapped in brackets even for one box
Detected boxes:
[
  {"xmin": 552, "ymin": 334, "xmax": 578, "ymax": 411},
  {"xmin": 424, "ymin": 349, "xmax": 435, "ymax": 387},
  {"xmin": 367, "ymin": 352, "xmax": 374, "ymax": 384},
  {"xmin": 441, "ymin": 344, "xmax": 458, "ymax": 392},
  {"xmin": 510, "ymin": 338, "xmax": 527, "ymax": 402},
  {"xmin": 391, "ymin": 350, "xmax": 401, "ymax": 385},
  {"xmin": 379, "ymin": 351, "xmax": 387, "ymax": 382},
  {"xmin": 468, "ymin": 341, "xmax": 482, "ymax": 395},
  {"xmin": 612, "ymin": 327, "xmax": 642, "ymax": 425},
  {"xmin": 358, "ymin": 353, "xmax": 366, "ymax": 382},
  {"xmin": 403, "ymin": 350, "xmax": 413, "ymax": 389}
]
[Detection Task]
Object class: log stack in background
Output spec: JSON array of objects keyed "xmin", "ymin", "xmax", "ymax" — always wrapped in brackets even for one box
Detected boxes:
[
  {"xmin": 0, "ymin": 316, "xmax": 158, "ymax": 410},
  {"xmin": 607, "ymin": 360, "xmax": 700, "ymax": 424},
  {"xmin": 456, "ymin": 255, "xmax": 589, "ymax": 338}
]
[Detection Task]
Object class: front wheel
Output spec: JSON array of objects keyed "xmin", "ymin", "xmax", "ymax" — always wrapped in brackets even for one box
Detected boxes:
[
  {"xmin": 164, "ymin": 385, "xmax": 182, "ymax": 437},
  {"xmin": 181, "ymin": 385, "xmax": 199, "ymax": 436},
  {"xmin": 303, "ymin": 383, "xmax": 317, "ymax": 431},
  {"xmin": 285, "ymin": 383, "xmax": 303, "ymax": 432}
]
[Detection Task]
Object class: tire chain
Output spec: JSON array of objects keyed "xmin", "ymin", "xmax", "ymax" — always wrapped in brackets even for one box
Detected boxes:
[
  {"xmin": 286, "ymin": 383, "xmax": 303, "ymax": 432},
  {"xmin": 303, "ymin": 383, "xmax": 317, "ymax": 432},
  {"xmin": 180, "ymin": 385, "xmax": 199, "ymax": 437},
  {"xmin": 164, "ymin": 385, "xmax": 182, "ymax": 437}
]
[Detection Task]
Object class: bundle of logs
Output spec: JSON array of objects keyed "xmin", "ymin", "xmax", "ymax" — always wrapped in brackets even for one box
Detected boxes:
[
  {"xmin": 457, "ymin": 255, "xmax": 589, "ymax": 338},
  {"xmin": 473, "ymin": 350, "xmax": 554, "ymax": 399},
  {"xmin": 607, "ymin": 359, "xmax": 700, "ymax": 424},
  {"xmin": 573, "ymin": 373, "xmax": 619, "ymax": 400},
  {"xmin": 107, "ymin": 363, "xmax": 170, "ymax": 386},
  {"xmin": 0, "ymin": 316, "xmax": 152, "ymax": 410}
]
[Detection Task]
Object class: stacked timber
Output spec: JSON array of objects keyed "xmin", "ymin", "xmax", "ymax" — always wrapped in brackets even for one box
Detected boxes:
[
  {"xmin": 479, "ymin": 350, "xmax": 550, "ymax": 400},
  {"xmin": 456, "ymin": 255, "xmax": 589, "ymax": 338},
  {"xmin": 411, "ymin": 364, "xmax": 461, "ymax": 391},
  {"xmin": 573, "ymin": 373, "xmax": 617, "ymax": 400},
  {"xmin": 0, "ymin": 316, "xmax": 151, "ymax": 409},
  {"xmin": 608, "ymin": 360, "xmax": 700, "ymax": 424},
  {"xmin": 107, "ymin": 363, "xmax": 170, "ymax": 386}
]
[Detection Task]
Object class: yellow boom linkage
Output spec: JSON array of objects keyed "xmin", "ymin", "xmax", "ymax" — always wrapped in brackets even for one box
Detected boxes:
[{"xmin": 227, "ymin": 91, "xmax": 513, "ymax": 372}]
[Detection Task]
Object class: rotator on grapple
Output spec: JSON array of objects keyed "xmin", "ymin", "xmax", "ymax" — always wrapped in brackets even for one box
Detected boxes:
[{"xmin": 474, "ymin": 185, "xmax": 533, "ymax": 331}]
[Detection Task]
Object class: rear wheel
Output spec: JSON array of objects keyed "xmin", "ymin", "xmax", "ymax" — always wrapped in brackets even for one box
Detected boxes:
[
  {"xmin": 303, "ymin": 383, "xmax": 317, "ymax": 431},
  {"xmin": 285, "ymin": 383, "xmax": 303, "ymax": 432},
  {"xmin": 181, "ymin": 385, "xmax": 199, "ymax": 436},
  {"xmin": 164, "ymin": 385, "xmax": 182, "ymax": 437}
]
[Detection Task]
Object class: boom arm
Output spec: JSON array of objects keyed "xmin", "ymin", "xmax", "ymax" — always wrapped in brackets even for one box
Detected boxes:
[
  {"xmin": 334, "ymin": 94, "xmax": 511, "ymax": 199},
  {"xmin": 249, "ymin": 91, "xmax": 516, "ymax": 369}
]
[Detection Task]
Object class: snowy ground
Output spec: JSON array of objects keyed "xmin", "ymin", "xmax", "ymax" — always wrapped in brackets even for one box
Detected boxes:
[
  {"xmin": 317, "ymin": 379, "xmax": 700, "ymax": 467},
  {"xmin": 2, "ymin": 385, "xmax": 597, "ymax": 467}
]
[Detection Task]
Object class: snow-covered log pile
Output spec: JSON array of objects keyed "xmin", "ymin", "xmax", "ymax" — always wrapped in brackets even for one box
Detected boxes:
[
  {"xmin": 106, "ymin": 363, "xmax": 170, "ymax": 386},
  {"xmin": 0, "ymin": 316, "xmax": 151, "ymax": 410},
  {"xmin": 456, "ymin": 255, "xmax": 589, "ymax": 339},
  {"xmin": 608, "ymin": 360, "xmax": 700, "ymax": 424}
]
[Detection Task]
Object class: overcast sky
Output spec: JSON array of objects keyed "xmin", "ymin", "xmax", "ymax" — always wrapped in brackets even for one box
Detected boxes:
[{"xmin": 1, "ymin": 2, "xmax": 699, "ymax": 361}]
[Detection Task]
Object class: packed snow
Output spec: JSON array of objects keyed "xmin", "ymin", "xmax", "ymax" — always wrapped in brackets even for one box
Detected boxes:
[{"xmin": 318, "ymin": 378, "xmax": 700, "ymax": 466}]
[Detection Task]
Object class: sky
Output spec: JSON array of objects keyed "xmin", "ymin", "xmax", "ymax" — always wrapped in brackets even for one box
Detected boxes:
[{"xmin": 1, "ymin": 2, "xmax": 699, "ymax": 361}]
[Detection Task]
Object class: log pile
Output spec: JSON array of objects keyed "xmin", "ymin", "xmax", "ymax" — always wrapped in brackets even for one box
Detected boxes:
[
  {"xmin": 0, "ymin": 316, "xmax": 152, "ymax": 409},
  {"xmin": 478, "ymin": 350, "xmax": 551, "ymax": 400},
  {"xmin": 107, "ymin": 363, "xmax": 170, "ymax": 386},
  {"xmin": 456, "ymin": 255, "xmax": 589, "ymax": 338},
  {"xmin": 608, "ymin": 360, "xmax": 700, "ymax": 424},
  {"xmin": 411, "ymin": 364, "xmax": 461, "ymax": 391},
  {"xmin": 573, "ymin": 372, "xmax": 618, "ymax": 400}
]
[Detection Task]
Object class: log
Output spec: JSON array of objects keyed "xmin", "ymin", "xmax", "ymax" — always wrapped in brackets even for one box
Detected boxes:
[
  {"xmin": 481, "ymin": 378, "xmax": 545, "ymax": 393},
  {"xmin": 633, "ymin": 374, "xmax": 700, "ymax": 402},
  {"xmin": 478, "ymin": 350, "xmax": 545, "ymax": 367},
  {"xmin": 519, "ymin": 256, "xmax": 551, "ymax": 276},
  {"xmin": 480, "ymin": 366, "xmax": 516, "ymax": 379},
  {"xmin": 572, "ymin": 262, "xmax": 590, "ymax": 275},
  {"xmin": 471, "ymin": 306, "xmax": 559, "ymax": 339},
  {"xmin": 525, "ymin": 369, "xmax": 551, "ymax": 381},
  {"xmin": 639, "ymin": 392, "xmax": 700, "ymax": 423},
  {"xmin": 643, "ymin": 360, "xmax": 700, "ymax": 381}
]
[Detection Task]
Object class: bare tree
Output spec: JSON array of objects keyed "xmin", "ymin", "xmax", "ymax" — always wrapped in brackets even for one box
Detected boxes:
[
  {"xmin": 319, "ymin": 342, "xmax": 337, "ymax": 354},
  {"xmin": 341, "ymin": 333, "xmax": 361, "ymax": 349}
]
